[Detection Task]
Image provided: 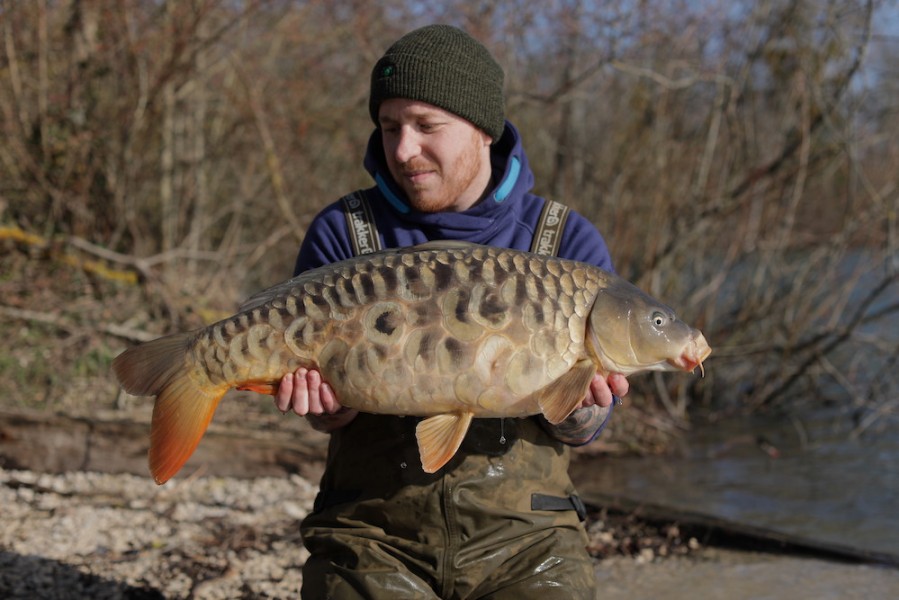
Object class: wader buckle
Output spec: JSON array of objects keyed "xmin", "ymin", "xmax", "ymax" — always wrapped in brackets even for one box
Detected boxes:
[{"xmin": 531, "ymin": 493, "xmax": 588, "ymax": 521}]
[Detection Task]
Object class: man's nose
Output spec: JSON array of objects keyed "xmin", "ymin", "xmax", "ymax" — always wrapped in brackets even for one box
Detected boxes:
[{"xmin": 394, "ymin": 128, "xmax": 421, "ymax": 164}]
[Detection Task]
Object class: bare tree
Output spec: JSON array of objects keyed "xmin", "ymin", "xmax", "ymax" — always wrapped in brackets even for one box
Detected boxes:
[{"xmin": 0, "ymin": 0, "xmax": 895, "ymax": 431}]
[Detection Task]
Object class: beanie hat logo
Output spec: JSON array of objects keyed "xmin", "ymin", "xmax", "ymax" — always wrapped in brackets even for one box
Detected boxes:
[
  {"xmin": 369, "ymin": 24, "xmax": 505, "ymax": 142},
  {"xmin": 379, "ymin": 63, "xmax": 396, "ymax": 78}
]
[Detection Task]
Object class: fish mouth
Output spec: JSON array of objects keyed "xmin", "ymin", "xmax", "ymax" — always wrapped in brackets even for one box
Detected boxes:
[
  {"xmin": 669, "ymin": 352, "xmax": 708, "ymax": 376},
  {"xmin": 669, "ymin": 334, "xmax": 712, "ymax": 376}
]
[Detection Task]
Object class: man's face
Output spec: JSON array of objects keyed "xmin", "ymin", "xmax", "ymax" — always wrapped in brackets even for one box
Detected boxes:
[{"xmin": 378, "ymin": 99, "xmax": 493, "ymax": 213}]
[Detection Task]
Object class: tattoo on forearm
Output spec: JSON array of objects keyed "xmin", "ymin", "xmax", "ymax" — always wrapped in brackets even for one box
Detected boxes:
[{"xmin": 544, "ymin": 406, "xmax": 609, "ymax": 444}]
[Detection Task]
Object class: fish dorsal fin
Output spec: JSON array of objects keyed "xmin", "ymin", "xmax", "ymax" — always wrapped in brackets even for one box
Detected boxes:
[
  {"xmin": 416, "ymin": 412, "xmax": 474, "ymax": 473},
  {"xmin": 236, "ymin": 257, "xmax": 367, "ymax": 313},
  {"xmin": 237, "ymin": 275, "xmax": 312, "ymax": 313},
  {"xmin": 238, "ymin": 243, "xmax": 480, "ymax": 313},
  {"xmin": 409, "ymin": 240, "xmax": 481, "ymax": 252},
  {"xmin": 534, "ymin": 359, "xmax": 596, "ymax": 424}
]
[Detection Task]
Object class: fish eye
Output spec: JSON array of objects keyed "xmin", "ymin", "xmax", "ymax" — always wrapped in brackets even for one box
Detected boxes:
[{"xmin": 651, "ymin": 312, "xmax": 667, "ymax": 327}]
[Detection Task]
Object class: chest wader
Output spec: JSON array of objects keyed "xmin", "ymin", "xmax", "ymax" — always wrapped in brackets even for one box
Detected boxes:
[{"xmin": 300, "ymin": 193, "xmax": 597, "ymax": 600}]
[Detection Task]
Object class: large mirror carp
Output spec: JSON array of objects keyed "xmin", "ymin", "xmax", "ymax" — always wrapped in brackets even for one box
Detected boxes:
[{"xmin": 113, "ymin": 242, "xmax": 711, "ymax": 484}]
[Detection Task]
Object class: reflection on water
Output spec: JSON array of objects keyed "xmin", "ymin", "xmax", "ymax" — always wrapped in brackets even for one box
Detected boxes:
[{"xmin": 576, "ymin": 407, "xmax": 899, "ymax": 557}]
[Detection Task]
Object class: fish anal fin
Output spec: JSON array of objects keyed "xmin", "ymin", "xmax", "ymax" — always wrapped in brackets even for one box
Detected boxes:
[
  {"xmin": 535, "ymin": 359, "xmax": 596, "ymax": 424},
  {"xmin": 236, "ymin": 380, "xmax": 280, "ymax": 396},
  {"xmin": 415, "ymin": 412, "xmax": 474, "ymax": 474}
]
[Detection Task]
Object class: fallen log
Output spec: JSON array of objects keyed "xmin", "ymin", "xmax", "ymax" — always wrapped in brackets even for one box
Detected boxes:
[{"xmin": 0, "ymin": 408, "xmax": 328, "ymax": 483}]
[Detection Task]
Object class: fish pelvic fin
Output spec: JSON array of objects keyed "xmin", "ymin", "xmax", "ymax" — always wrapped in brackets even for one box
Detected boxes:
[
  {"xmin": 535, "ymin": 359, "xmax": 596, "ymax": 424},
  {"xmin": 112, "ymin": 332, "xmax": 227, "ymax": 485},
  {"xmin": 416, "ymin": 412, "xmax": 474, "ymax": 474}
]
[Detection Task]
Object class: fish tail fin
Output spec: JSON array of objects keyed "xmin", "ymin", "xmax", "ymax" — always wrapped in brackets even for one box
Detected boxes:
[{"xmin": 112, "ymin": 333, "xmax": 227, "ymax": 485}]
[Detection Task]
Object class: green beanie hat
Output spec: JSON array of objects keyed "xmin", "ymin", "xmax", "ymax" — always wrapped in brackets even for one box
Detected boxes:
[{"xmin": 370, "ymin": 24, "xmax": 506, "ymax": 142}]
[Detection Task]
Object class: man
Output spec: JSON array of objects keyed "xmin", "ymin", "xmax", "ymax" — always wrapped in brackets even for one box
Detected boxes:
[{"xmin": 275, "ymin": 24, "xmax": 629, "ymax": 599}]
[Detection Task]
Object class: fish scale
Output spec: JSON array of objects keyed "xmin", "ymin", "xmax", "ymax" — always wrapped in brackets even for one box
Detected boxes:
[
  {"xmin": 113, "ymin": 241, "xmax": 711, "ymax": 484},
  {"xmin": 311, "ymin": 247, "xmax": 586, "ymax": 412},
  {"xmin": 205, "ymin": 244, "xmax": 598, "ymax": 414}
]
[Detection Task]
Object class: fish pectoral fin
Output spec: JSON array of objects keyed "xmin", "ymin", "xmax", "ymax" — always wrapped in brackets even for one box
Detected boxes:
[
  {"xmin": 416, "ymin": 412, "xmax": 474, "ymax": 474},
  {"xmin": 236, "ymin": 380, "xmax": 279, "ymax": 396},
  {"xmin": 535, "ymin": 359, "xmax": 596, "ymax": 424}
]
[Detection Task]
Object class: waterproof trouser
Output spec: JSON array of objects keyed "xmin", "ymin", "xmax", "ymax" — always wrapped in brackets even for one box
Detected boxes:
[{"xmin": 300, "ymin": 414, "xmax": 595, "ymax": 599}]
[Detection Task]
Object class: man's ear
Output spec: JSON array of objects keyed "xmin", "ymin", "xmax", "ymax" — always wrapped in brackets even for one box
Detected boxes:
[{"xmin": 480, "ymin": 129, "xmax": 493, "ymax": 147}]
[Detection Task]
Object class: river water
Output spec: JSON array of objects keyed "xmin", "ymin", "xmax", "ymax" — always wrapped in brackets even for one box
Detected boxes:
[
  {"xmin": 573, "ymin": 406, "xmax": 899, "ymax": 561},
  {"xmin": 573, "ymin": 251, "xmax": 899, "ymax": 563}
]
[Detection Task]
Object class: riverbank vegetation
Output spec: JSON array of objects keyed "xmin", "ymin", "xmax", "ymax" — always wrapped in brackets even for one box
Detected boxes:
[{"xmin": 1, "ymin": 0, "xmax": 896, "ymax": 453}]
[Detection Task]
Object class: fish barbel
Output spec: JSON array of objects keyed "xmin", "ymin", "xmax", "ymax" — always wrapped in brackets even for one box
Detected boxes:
[{"xmin": 113, "ymin": 241, "xmax": 711, "ymax": 484}]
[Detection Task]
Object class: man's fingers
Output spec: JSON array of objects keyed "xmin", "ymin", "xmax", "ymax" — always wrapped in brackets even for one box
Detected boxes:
[
  {"xmin": 589, "ymin": 374, "xmax": 615, "ymax": 408},
  {"xmin": 276, "ymin": 368, "xmax": 344, "ymax": 417},
  {"xmin": 275, "ymin": 372, "xmax": 294, "ymax": 413},
  {"xmin": 607, "ymin": 373, "xmax": 629, "ymax": 398},
  {"xmin": 290, "ymin": 368, "xmax": 311, "ymax": 416},
  {"xmin": 305, "ymin": 369, "xmax": 323, "ymax": 414},
  {"xmin": 319, "ymin": 382, "xmax": 340, "ymax": 413}
]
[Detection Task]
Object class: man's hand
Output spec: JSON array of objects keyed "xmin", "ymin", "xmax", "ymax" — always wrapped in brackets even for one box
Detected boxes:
[
  {"xmin": 579, "ymin": 372, "xmax": 629, "ymax": 409},
  {"xmin": 543, "ymin": 372, "xmax": 629, "ymax": 445},
  {"xmin": 275, "ymin": 368, "xmax": 357, "ymax": 432},
  {"xmin": 274, "ymin": 368, "xmax": 627, "ymax": 438}
]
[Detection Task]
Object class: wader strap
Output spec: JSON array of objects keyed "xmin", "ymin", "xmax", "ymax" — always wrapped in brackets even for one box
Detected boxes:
[
  {"xmin": 531, "ymin": 493, "xmax": 588, "ymax": 521},
  {"xmin": 342, "ymin": 190, "xmax": 382, "ymax": 256},
  {"xmin": 530, "ymin": 199, "xmax": 570, "ymax": 256}
]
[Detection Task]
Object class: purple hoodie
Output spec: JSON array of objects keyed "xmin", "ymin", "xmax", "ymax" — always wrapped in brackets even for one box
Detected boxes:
[{"xmin": 293, "ymin": 121, "xmax": 613, "ymax": 275}]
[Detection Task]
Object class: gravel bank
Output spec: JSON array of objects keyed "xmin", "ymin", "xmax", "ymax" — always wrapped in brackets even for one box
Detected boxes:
[
  {"xmin": 1, "ymin": 468, "xmax": 317, "ymax": 599},
  {"xmin": 3, "ymin": 466, "xmax": 899, "ymax": 600}
]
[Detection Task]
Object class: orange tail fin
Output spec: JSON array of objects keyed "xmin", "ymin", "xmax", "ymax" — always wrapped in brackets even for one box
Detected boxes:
[{"xmin": 112, "ymin": 332, "xmax": 227, "ymax": 484}]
